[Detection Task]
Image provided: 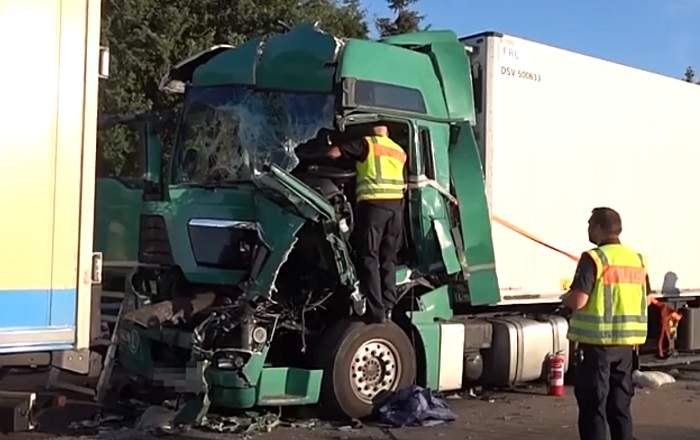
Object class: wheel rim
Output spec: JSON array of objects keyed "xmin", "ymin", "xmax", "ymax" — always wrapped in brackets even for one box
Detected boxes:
[{"xmin": 349, "ymin": 338, "xmax": 402, "ymax": 404}]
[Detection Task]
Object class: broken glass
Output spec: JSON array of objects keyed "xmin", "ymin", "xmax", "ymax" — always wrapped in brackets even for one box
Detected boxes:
[{"xmin": 172, "ymin": 86, "xmax": 335, "ymax": 185}]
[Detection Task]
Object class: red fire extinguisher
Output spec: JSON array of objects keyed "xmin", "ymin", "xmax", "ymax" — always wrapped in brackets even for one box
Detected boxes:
[{"xmin": 547, "ymin": 351, "xmax": 566, "ymax": 397}]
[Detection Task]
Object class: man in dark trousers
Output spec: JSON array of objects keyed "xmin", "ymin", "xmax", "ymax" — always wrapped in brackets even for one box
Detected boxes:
[
  {"xmin": 327, "ymin": 124, "xmax": 407, "ymax": 323},
  {"xmin": 562, "ymin": 207, "xmax": 652, "ymax": 440}
]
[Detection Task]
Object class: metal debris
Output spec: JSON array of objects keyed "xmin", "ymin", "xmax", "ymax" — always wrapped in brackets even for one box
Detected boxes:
[
  {"xmin": 201, "ymin": 416, "xmax": 245, "ymax": 433},
  {"xmin": 422, "ymin": 420, "xmax": 446, "ymax": 427},
  {"xmin": 200, "ymin": 411, "xmax": 281, "ymax": 434},
  {"xmin": 68, "ymin": 419, "xmax": 100, "ymax": 430},
  {"xmin": 123, "ymin": 293, "xmax": 217, "ymax": 328},
  {"xmin": 68, "ymin": 413, "xmax": 124, "ymax": 431},
  {"xmin": 246, "ymin": 412, "xmax": 281, "ymax": 433},
  {"xmin": 135, "ymin": 405, "xmax": 177, "ymax": 432},
  {"xmin": 162, "ymin": 399, "xmax": 179, "ymax": 409},
  {"xmin": 288, "ymin": 418, "xmax": 320, "ymax": 429},
  {"xmin": 465, "ymin": 386, "xmax": 485, "ymax": 399}
]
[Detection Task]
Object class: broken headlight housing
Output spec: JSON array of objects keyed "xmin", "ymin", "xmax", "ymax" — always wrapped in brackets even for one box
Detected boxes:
[
  {"xmin": 192, "ymin": 300, "xmax": 278, "ymax": 365},
  {"xmin": 213, "ymin": 349, "xmax": 252, "ymax": 370}
]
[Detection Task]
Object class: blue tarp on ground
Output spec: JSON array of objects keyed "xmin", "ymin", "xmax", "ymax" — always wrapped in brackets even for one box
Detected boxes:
[{"xmin": 377, "ymin": 385, "xmax": 457, "ymax": 427}]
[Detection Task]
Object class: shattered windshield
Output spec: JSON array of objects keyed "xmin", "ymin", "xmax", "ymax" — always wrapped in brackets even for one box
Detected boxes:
[{"xmin": 172, "ymin": 86, "xmax": 335, "ymax": 184}]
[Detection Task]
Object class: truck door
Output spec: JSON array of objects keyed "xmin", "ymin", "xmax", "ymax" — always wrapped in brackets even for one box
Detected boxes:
[
  {"xmin": 95, "ymin": 118, "xmax": 148, "ymax": 265},
  {"xmin": 449, "ymin": 122, "xmax": 501, "ymax": 305}
]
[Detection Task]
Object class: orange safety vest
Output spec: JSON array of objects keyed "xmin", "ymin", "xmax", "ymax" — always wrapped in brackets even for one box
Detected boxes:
[
  {"xmin": 355, "ymin": 135, "xmax": 407, "ymax": 202},
  {"xmin": 568, "ymin": 244, "xmax": 648, "ymax": 345}
]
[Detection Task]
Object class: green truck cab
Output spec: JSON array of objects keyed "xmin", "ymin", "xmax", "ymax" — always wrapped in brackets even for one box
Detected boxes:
[{"xmin": 113, "ymin": 24, "xmax": 513, "ymax": 419}]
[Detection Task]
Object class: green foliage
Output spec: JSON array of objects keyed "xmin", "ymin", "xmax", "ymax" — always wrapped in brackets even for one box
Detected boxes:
[
  {"xmin": 98, "ymin": 0, "xmax": 369, "ymax": 176},
  {"xmin": 97, "ymin": 124, "xmax": 140, "ymax": 177},
  {"xmin": 683, "ymin": 66, "xmax": 698, "ymax": 84},
  {"xmin": 375, "ymin": 0, "xmax": 425, "ymax": 37}
]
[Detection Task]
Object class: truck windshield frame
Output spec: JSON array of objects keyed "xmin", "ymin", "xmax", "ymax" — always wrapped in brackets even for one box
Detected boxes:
[{"xmin": 171, "ymin": 85, "xmax": 335, "ymax": 185}]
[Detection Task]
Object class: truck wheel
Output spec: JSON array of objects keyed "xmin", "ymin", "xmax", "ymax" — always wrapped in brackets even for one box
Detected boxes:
[{"xmin": 315, "ymin": 320, "xmax": 416, "ymax": 419}]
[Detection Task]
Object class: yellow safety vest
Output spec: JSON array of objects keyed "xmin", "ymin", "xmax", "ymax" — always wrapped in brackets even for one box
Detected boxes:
[
  {"xmin": 356, "ymin": 135, "xmax": 407, "ymax": 202},
  {"xmin": 568, "ymin": 244, "xmax": 648, "ymax": 346}
]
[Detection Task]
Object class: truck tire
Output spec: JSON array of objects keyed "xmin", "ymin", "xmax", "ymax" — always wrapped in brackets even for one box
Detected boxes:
[{"xmin": 315, "ymin": 320, "xmax": 416, "ymax": 419}]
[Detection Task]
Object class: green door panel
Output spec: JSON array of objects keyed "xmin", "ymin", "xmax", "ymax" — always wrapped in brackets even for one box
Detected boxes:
[
  {"xmin": 193, "ymin": 37, "xmax": 262, "ymax": 87},
  {"xmin": 256, "ymin": 367, "xmax": 323, "ymax": 406},
  {"xmin": 94, "ymin": 178, "xmax": 142, "ymax": 262},
  {"xmin": 449, "ymin": 123, "xmax": 500, "ymax": 305},
  {"xmin": 409, "ymin": 285, "xmax": 453, "ymax": 389},
  {"xmin": 339, "ymin": 39, "xmax": 448, "ymax": 119},
  {"xmin": 256, "ymin": 23, "xmax": 339, "ymax": 93},
  {"xmin": 433, "ymin": 218, "xmax": 460, "ymax": 275},
  {"xmin": 382, "ymin": 32, "xmax": 476, "ymax": 121},
  {"xmin": 193, "ymin": 24, "xmax": 338, "ymax": 93}
]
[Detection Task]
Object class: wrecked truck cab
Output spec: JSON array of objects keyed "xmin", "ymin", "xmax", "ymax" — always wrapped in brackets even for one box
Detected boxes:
[
  {"xmin": 117, "ymin": 23, "xmax": 500, "ymax": 419},
  {"xmin": 119, "ymin": 23, "xmax": 370, "ymax": 415}
]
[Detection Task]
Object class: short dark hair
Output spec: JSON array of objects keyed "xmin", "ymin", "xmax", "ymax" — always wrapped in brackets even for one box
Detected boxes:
[{"xmin": 590, "ymin": 207, "xmax": 622, "ymax": 236}]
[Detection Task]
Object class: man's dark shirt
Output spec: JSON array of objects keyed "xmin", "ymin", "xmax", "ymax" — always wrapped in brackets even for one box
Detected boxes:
[
  {"xmin": 569, "ymin": 252, "xmax": 598, "ymax": 294},
  {"xmin": 338, "ymin": 138, "xmax": 369, "ymax": 162}
]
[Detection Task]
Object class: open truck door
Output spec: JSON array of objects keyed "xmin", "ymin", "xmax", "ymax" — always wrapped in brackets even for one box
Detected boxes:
[{"xmin": 95, "ymin": 112, "xmax": 171, "ymax": 267}]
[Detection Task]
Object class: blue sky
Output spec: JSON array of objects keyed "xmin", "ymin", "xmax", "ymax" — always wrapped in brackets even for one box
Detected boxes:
[{"xmin": 360, "ymin": 0, "xmax": 700, "ymax": 79}]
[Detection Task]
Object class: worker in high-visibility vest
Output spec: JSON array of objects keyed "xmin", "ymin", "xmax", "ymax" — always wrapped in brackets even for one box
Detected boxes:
[
  {"xmin": 562, "ymin": 207, "xmax": 652, "ymax": 440},
  {"xmin": 327, "ymin": 124, "xmax": 407, "ymax": 323}
]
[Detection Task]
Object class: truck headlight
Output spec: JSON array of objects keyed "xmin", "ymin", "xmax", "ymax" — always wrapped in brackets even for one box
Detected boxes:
[
  {"xmin": 215, "ymin": 352, "xmax": 250, "ymax": 369},
  {"xmin": 252, "ymin": 326, "xmax": 268, "ymax": 344}
]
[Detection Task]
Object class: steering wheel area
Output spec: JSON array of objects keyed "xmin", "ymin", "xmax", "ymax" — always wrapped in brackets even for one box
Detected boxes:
[{"xmin": 304, "ymin": 165, "xmax": 356, "ymax": 180}]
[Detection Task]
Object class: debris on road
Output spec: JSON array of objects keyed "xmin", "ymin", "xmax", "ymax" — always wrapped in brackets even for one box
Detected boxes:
[
  {"xmin": 246, "ymin": 412, "xmax": 281, "ymax": 433},
  {"xmin": 200, "ymin": 411, "xmax": 281, "ymax": 434},
  {"xmin": 200, "ymin": 415, "xmax": 245, "ymax": 433},
  {"xmin": 135, "ymin": 405, "xmax": 177, "ymax": 432},
  {"xmin": 288, "ymin": 418, "xmax": 321, "ymax": 429},
  {"xmin": 68, "ymin": 412, "xmax": 124, "ymax": 431},
  {"xmin": 685, "ymin": 383, "xmax": 700, "ymax": 392},
  {"xmin": 422, "ymin": 420, "xmax": 446, "ymax": 427},
  {"xmin": 68, "ymin": 418, "xmax": 100, "ymax": 430},
  {"xmin": 633, "ymin": 370, "xmax": 676, "ymax": 389},
  {"xmin": 336, "ymin": 417, "xmax": 364, "ymax": 431},
  {"xmin": 377, "ymin": 385, "xmax": 457, "ymax": 427}
]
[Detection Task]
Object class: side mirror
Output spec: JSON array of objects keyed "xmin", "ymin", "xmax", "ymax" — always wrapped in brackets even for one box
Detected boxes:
[{"xmin": 142, "ymin": 120, "xmax": 163, "ymax": 199}]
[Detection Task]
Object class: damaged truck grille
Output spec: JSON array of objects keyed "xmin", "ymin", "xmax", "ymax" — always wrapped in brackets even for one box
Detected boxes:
[{"xmin": 187, "ymin": 219, "xmax": 259, "ymax": 270}]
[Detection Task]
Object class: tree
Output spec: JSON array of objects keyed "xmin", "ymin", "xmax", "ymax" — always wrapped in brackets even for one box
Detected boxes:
[
  {"xmin": 683, "ymin": 66, "xmax": 697, "ymax": 83},
  {"xmin": 375, "ymin": 0, "xmax": 425, "ymax": 37},
  {"xmin": 98, "ymin": 0, "xmax": 368, "ymax": 175},
  {"xmin": 101, "ymin": 0, "xmax": 368, "ymax": 117}
]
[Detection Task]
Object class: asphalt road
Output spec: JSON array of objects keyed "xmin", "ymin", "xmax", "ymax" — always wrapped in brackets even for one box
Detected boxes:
[{"xmin": 1, "ymin": 367, "xmax": 699, "ymax": 440}]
